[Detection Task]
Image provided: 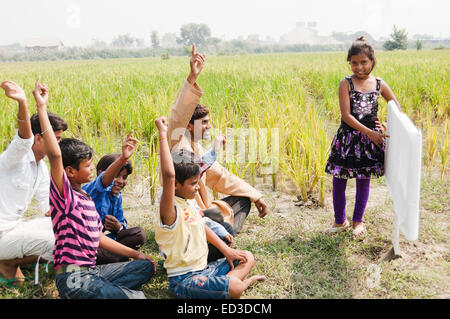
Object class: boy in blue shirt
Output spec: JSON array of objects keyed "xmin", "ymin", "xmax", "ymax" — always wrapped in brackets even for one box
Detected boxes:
[{"xmin": 82, "ymin": 131, "xmax": 146, "ymax": 265}]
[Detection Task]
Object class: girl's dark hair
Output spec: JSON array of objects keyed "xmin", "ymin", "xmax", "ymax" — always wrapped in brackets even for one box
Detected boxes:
[
  {"xmin": 96, "ymin": 153, "xmax": 133, "ymax": 176},
  {"xmin": 189, "ymin": 104, "xmax": 210, "ymax": 124},
  {"xmin": 172, "ymin": 149, "xmax": 201, "ymax": 185},
  {"xmin": 30, "ymin": 112, "xmax": 68, "ymax": 135},
  {"xmin": 347, "ymin": 36, "xmax": 377, "ymax": 70},
  {"xmin": 59, "ymin": 138, "xmax": 93, "ymax": 169}
]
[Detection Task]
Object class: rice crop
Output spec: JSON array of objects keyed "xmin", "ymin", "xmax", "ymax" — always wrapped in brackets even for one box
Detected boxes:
[{"xmin": 0, "ymin": 50, "xmax": 448, "ymax": 199}]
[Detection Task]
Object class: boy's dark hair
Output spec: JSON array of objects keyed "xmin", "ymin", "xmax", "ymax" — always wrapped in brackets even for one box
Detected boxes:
[
  {"xmin": 59, "ymin": 138, "xmax": 93, "ymax": 169},
  {"xmin": 96, "ymin": 153, "xmax": 133, "ymax": 176},
  {"xmin": 172, "ymin": 149, "xmax": 200, "ymax": 185},
  {"xmin": 30, "ymin": 112, "xmax": 68, "ymax": 135},
  {"xmin": 189, "ymin": 104, "xmax": 210, "ymax": 124},
  {"xmin": 347, "ymin": 36, "xmax": 376, "ymax": 71}
]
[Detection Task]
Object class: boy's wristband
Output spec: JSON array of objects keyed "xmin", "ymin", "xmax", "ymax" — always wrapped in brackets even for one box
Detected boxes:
[{"xmin": 40, "ymin": 127, "xmax": 52, "ymax": 136}]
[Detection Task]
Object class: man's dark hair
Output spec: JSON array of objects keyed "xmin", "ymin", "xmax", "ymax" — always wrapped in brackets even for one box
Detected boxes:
[
  {"xmin": 96, "ymin": 153, "xmax": 133, "ymax": 176},
  {"xmin": 59, "ymin": 138, "xmax": 93, "ymax": 169},
  {"xmin": 30, "ymin": 112, "xmax": 68, "ymax": 135},
  {"xmin": 189, "ymin": 104, "xmax": 210, "ymax": 124},
  {"xmin": 172, "ymin": 149, "xmax": 200, "ymax": 185}
]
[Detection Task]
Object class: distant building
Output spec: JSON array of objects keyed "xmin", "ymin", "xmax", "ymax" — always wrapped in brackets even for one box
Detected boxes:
[
  {"xmin": 23, "ymin": 38, "xmax": 64, "ymax": 53},
  {"xmin": 280, "ymin": 22, "xmax": 343, "ymax": 46}
]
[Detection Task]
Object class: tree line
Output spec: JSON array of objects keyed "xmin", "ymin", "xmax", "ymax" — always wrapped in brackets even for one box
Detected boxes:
[{"xmin": 0, "ymin": 24, "xmax": 446, "ymax": 63}]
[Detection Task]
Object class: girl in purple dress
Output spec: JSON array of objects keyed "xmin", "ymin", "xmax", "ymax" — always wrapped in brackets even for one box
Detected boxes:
[{"xmin": 325, "ymin": 36, "xmax": 400, "ymax": 237}]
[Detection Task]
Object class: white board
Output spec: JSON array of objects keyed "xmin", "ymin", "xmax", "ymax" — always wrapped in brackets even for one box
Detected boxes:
[{"xmin": 385, "ymin": 101, "xmax": 422, "ymax": 254}]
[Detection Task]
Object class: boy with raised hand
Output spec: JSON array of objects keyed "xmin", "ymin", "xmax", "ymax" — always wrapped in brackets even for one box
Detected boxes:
[
  {"xmin": 155, "ymin": 116, "xmax": 266, "ymax": 299},
  {"xmin": 0, "ymin": 80, "xmax": 67, "ymax": 287},
  {"xmin": 33, "ymin": 77, "xmax": 156, "ymax": 299},
  {"xmin": 82, "ymin": 132, "xmax": 147, "ymax": 265}
]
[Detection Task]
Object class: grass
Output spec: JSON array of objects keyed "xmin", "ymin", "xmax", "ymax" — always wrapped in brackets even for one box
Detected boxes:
[{"xmin": 2, "ymin": 166, "xmax": 447, "ymax": 299}]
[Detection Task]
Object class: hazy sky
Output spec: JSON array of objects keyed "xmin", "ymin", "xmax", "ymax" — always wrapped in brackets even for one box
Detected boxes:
[{"xmin": 0, "ymin": 0, "xmax": 449, "ymax": 46}]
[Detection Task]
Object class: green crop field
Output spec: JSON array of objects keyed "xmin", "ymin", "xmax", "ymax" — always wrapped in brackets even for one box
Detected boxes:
[{"xmin": 0, "ymin": 50, "xmax": 448, "ymax": 299}]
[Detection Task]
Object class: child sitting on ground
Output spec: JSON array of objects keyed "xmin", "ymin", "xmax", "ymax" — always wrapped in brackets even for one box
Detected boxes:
[
  {"xmin": 159, "ymin": 134, "xmax": 235, "ymax": 263},
  {"xmin": 34, "ymin": 77, "xmax": 156, "ymax": 299},
  {"xmin": 82, "ymin": 132, "xmax": 146, "ymax": 265},
  {"xmin": 154, "ymin": 116, "xmax": 266, "ymax": 299}
]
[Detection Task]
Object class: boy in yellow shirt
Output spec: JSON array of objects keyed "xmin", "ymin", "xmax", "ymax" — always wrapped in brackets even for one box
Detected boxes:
[{"xmin": 154, "ymin": 116, "xmax": 266, "ymax": 299}]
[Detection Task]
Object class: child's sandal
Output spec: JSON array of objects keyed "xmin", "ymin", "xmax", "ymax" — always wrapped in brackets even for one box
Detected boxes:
[
  {"xmin": 352, "ymin": 224, "xmax": 366, "ymax": 237},
  {"xmin": 326, "ymin": 220, "xmax": 350, "ymax": 234},
  {"xmin": 0, "ymin": 276, "xmax": 27, "ymax": 288}
]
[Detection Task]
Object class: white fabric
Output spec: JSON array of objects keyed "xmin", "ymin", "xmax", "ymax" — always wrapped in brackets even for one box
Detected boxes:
[
  {"xmin": 385, "ymin": 101, "xmax": 422, "ymax": 251},
  {"xmin": 0, "ymin": 131, "xmax": 50, "ymax": 233},
  {"xmin": 0, "ymin": 216, "xmax": 54, "ymax": 261},
  {"xmin": 34, "ymin": 254, "xmax": 51, "ymax": 285}
]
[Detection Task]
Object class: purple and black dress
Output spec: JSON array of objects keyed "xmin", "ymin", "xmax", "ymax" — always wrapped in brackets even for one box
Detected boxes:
[{"xmin": 325, "ymin": 76, "xmax": 385, "ymax": 179}]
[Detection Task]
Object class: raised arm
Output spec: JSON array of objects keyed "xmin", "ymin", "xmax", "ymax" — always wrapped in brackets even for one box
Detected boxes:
[
  {"xmin": 1, "ymin": 80, "xmax": 32, "ymax": 139},
  {"xmin": 167, "ymin": 44, "xmax": 205, "ymax": 149},
  {"xmin": 187, "ymin": 44, "xmax": 205, "ymax": 86},
  {"xmin": 155, "ymin": 116, "xmax": 177, "ymax": 226},
  {"xmin": 32, "ymin": 77, "xmax": 64, "ymax": 195},
  {"xmin": 100, "ymin": 130, "xmax": 138, "ymax": 188}
]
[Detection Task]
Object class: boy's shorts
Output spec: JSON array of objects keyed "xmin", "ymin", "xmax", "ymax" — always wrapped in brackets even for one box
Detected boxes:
[
  {"xmin": 0, "ymin": 217, "xmax": 54, "ymax": 261},
  {"xmin": 169, "ymin": 258, "xmax": 239, "ymax": 299}
]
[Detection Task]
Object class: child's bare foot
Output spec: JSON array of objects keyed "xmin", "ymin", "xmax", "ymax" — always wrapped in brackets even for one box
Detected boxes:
[
  {"xmin": 0, "ymin": 261, "xmax": 18, "ymax": 280},
  {"xmin": 0, "ymin": 261, "xmax": 25, "ymax": 286},
  {"xmin": 244, "ymin": 275, "xmax": 267, "ymax": 288}
]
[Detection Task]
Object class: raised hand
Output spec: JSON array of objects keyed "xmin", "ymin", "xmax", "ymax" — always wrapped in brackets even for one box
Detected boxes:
[
  {"xmin": 32, "ymin": 76, "xmax": 49, "ymax": 108},
  {"xmin": 212, "ymin": 134, "xmax": 226, "ymax": 152},
  {"xmin": 1, "ymin": 80, "xmax": 32, "ymax": 138},
  {"xmin": 99, "ymin": 130, "xmax": 138, "ymax": 189},
  {"xmin": 187, "ymin": 43, "xmax": 206, "ymax": 84},
  {"xmin": 121, "ymin": 130, "xmax": 139, "ymax": 161},
  {"xmin": 1, "ymin": 80, "xmax": 27, "ymax": 103},
  {"xmin": 155, "ymin": 116, "xmax": 168, "ymax": 136}
]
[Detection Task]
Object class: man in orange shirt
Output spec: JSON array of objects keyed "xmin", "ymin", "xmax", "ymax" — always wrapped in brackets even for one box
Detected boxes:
[{"xmin": 166, "ymin": 45, "xmax": 269, "ymax": 233}]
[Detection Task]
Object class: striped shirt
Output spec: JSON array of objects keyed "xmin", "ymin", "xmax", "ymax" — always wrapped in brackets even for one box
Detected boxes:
[{"xmin": 49, "ymin": 171, "xmax": 102, "ymax": 270}]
